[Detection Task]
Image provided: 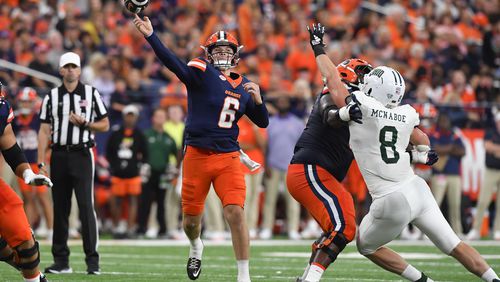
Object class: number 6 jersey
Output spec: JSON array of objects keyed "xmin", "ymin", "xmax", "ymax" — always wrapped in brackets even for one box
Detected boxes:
[
  {"xmin": 348, "ymin": 91, "xmax": 420, "ymax": 198},
  {"xmin": 146, "ymin": 33, "xmax": 269, "ymax": 152}
]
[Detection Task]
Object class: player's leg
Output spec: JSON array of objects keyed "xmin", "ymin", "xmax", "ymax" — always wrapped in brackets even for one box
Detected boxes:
[
  {"xmin": 182, "ymin": 146, "xmax": 213, "ymax": 280},
  {"xmin": 213, "ymin": 151, "xmax": 249, "ymax": 282},
  {"xmin": 412, "ymin": 181, "xmax": 499, "ymax": 282},
  {"xmin": 358, "ymin": 188, "xmax": 432, "ymax": 282},
  {"xmin": 0, "ymin": 181, "xmax": 46, "ymax": 281},
  {"xmin": 287, "ymin": 164, "xmax": 356, "ymax": 282}
]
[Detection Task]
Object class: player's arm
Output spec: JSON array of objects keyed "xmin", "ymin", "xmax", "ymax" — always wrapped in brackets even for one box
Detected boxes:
[
  {"xmin": 307, "ymin": 24, "xmax": 349, "ymax": 107},
  {"xmin": 1, "ymin": 124, "xmax": 52, "ymax": 187},
  {"xmin": 132, "ymin": 15, "xmax": 202, "ymax": 86},
  {"xmin": 244, "ymin": 82, "xmax": 269, "ymax": 128}
]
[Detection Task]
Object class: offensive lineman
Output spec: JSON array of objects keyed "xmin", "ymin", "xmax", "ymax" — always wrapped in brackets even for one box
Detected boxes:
[
  {"xmin": 0, "ymin": 81, "xmax": 53, "ymax": 281},
  {"xmin": 309, "ymin": 23, "xmax": 500, "ymax": 282}
]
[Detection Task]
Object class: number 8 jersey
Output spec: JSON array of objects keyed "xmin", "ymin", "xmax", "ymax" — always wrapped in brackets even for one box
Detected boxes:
[
  {"xmin": 348, "ymin": 91, "xmax": 420, "ymax": 198},
  {"xmin": 146, "ymin": 33, "xmax": 269, "ymax": 153}
]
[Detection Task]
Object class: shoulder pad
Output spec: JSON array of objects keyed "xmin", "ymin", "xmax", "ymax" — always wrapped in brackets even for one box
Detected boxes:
[{"xmin": 187, "ymin": 58, "xmax": 207, "ymax": 72}]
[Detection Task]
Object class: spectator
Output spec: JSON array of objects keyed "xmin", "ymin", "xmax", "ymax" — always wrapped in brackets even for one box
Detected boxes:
[
  {"xmin": 238, "ymin": 116, "xmax": 267, "ymax": 239},
  {"xmin": 430, "ymin": 113, "xmax": 466, "ymax": 235},
  {"xmin": 106, "ymin": 105, "xmax": 148, "ymax": 238},
  {"xmin": 260, "ymin": 96, "xmax": 303, "ymax": 240},
  {"xmin": 467, "ymin": 112, "xmax": 500, "ymax": 240},
  {"xmin": 137, "ymin": 108, "xmax": 177, "ymax": 238}
]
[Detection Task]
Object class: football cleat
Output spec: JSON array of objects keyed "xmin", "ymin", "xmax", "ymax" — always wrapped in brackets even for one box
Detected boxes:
[
  {"xmin": 40, "ymin": 273, "xmax": 48, "ymax": 282},
  {"xmin": 415, "ymin": 272, "xmax": 431, "ymax": 282},
  {"xmin": 186, "ymin": 257, "xmax": 202, "ymax": 280},
  {"xmin": 44, "ymin": 263, "xmax": 73, "ymax": 274}
]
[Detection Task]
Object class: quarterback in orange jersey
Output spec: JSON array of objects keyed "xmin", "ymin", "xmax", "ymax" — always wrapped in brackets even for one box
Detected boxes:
[
  {"xmin": 133, "ymin": 16, "xmax": 268, "ymax": 282},
  {"xmin": 0, "ymin": 82, "xmax": 53, "ymax": 282}
]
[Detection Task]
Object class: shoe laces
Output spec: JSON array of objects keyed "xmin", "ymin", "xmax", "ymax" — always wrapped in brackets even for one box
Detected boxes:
[{"xmin": 188, "ymin": 258, "xmax": 200, "ymax": 269}]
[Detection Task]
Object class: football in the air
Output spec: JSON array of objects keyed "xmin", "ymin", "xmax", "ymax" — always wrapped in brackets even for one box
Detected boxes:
[{"xmin": 124, "ymin": 0, "xmax": 149, "ymax": 14}]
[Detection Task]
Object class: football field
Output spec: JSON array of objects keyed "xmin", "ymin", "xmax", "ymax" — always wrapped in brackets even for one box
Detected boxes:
[{"xmin": 1, "ymin": 240, "xmax": 500, "ymax": 281}]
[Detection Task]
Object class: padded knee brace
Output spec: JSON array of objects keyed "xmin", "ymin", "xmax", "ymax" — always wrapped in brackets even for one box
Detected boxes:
[
  {"xmin": 312, "ymin": 232, "xmax": 349, "ymax": 261},
  {"xmin": 15, "ymin": 240, "xmax": 40, "ymax": 270}
]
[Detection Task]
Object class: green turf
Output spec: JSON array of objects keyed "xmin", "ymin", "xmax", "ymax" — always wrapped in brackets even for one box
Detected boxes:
[{"xmin": 1, "ymin": 242, "xmax": 499, "ymax": 281}]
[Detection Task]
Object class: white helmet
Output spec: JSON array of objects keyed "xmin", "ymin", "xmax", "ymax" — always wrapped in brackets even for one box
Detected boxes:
[{"xmin": 361, "ymin": 66, "xmax": 405, "ymax": 108}]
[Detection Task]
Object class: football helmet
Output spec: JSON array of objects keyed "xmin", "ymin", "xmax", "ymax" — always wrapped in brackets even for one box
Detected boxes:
[
  {"xmin": 17, "ymin": 87, "xmax": 37, "ymax": 102},
  {"xmin": 361, "ymin": 66, "xmax": 405, "ymax": 108},
  {"xmin": 337, "ymin": 58, "xmax": 373, "ymax": 88},
  {"xmin": 17, "ymin": 87, "xmax": 37, "ymax": 115},
  {"xmin": 201, "ymin": 31, "xmax": 243, "ymax": 70}
]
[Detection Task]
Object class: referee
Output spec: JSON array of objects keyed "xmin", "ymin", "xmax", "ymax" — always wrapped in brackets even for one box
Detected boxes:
[{"xmin": 37, "ymin": 52, "xmax": 109, "ymax": 275}]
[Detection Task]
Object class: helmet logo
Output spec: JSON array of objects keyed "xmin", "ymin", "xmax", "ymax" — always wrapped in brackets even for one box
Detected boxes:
[{"xmin": 371, "ymin": 68, "xmax": 385, "ymax": 78}]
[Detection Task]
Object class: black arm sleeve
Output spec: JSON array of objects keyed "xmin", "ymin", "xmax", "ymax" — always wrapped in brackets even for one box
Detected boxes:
[
  {"xmin": 2, "ymin": 143, "xmax": 28, "ymax": 173},
  {"xmin": 318, "ymin": 94, "xmax": 344, "ymax": 128}
]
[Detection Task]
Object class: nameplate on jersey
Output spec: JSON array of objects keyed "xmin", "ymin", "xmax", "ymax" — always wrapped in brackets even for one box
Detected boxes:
[
  {"xmin": 370, "ymin": 109, "xmax": 406, "ymax": 123},
  {"xmin": 187, "ymin": 58, "xmax": 207, "ymax": 72},
  {"xmin": 225, "ymin": 90, "xmax": 241, "ymax": 99}
]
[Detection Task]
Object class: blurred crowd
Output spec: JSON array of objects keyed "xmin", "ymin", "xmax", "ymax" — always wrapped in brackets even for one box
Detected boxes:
[{"xmin": 0, "ymin": 0, "xmax": 499, "ymax": 240}]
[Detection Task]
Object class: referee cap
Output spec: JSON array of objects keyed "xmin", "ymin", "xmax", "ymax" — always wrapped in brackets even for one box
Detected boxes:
[{"xmin": 59, "ymin": 52, "xmax": 81, "ymax": 68}]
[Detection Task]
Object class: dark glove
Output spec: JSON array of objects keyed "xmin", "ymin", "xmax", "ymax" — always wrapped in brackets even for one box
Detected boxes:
[
  {"xmin": 338, "ymin": 102, "xmax": 363, "ymax": 124},
  {"xmin": 426, "ymin": 150, "xmax": 439, "ymax": 166},
  {"xmin": 307, "ymin": 23, "xmax": 326, "ymax": 57}
]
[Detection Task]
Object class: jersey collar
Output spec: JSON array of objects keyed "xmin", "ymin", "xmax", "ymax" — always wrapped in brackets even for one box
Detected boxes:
[{"xmin": 222, "ymin": 72, "xmax": 243, "ymax": 89}]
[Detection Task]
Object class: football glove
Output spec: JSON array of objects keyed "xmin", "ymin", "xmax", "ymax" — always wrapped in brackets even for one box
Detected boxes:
[
  {"xmin": 23, "ymin": 169, "xmax": 53, "ymax": 188},
  {"xmin": 307, "ymin": 23, "xmax": 326, "ymax": 56},
  {"xmin": 410, "ymin": 145, "xmax": 439, "ymax": 166},
  {"xmin": 239, "ymin": 149, "xmax": 261, "ymax": 171}
]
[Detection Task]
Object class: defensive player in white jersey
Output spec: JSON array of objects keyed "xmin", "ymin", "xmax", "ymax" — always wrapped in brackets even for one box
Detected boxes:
[
  {"xmin": 352, "ymin": 68, "xmax": 500, "ymax": 282},
  {"xmin": 309, "ymin": 23, "xmax": 500, "ymax": 282}
]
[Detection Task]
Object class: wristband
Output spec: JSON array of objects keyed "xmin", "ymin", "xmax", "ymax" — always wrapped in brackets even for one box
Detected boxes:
[{"xmin": 38, "ymin": 162, "xmax": 45, "ymax": 169}]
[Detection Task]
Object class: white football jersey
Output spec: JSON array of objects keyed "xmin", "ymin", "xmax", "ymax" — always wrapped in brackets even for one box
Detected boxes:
[{"xmin": 348, "ymin": 91, "xmax": 420, "ymax": 198}]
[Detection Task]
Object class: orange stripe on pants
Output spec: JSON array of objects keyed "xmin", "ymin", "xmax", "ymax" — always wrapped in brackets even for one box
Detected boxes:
[{"xmin": 287, "ymin": 163, "xmax": 356, "ymax": 242}]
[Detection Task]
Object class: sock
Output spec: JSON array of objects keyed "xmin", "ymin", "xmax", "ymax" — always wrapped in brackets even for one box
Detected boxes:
[
  {"xmin": 301, "ymin": 264, "xmax": 311, "ymax": 280},
  {"xmin": 304, "ymin": 263, "xmax": 325, "ymax": 282},
  {"xmin": 481, "ymin": 268, "xmax": 499, "ymax": 282},
  {"xmin": 23, "ymin": 273, "xmax": 40, "ymax": 282},
  {"xmin": 189, "ymin": 238, "xmax": 203, "ymax": 260},
  {"xmin": 401, "ymin": 265, "xmax": 421, "ymax": 281},
  {"xmin": 237, "ymin": 260, "xmax": 250, "ymax": 281}
]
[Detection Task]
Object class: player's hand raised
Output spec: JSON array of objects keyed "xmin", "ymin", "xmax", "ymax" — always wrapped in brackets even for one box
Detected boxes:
[
  {"xmin": 244, "ymin": 82, "xmax": 263, "ymax": 105},
  {"xmin": 133, "ymin": 14, "xmax": 153, "ymax": 37},
  {"xmin": 307, "ymin": 23, "xmax": 326, "ymax": 49}
]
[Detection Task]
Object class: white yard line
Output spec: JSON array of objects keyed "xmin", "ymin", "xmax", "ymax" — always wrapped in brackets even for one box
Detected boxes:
[{"xmin": 38, "ymin": 239, "xmax": 500, "ymax": 247}]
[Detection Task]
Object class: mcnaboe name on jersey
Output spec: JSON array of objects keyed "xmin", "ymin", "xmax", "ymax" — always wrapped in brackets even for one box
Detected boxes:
[{"xmin": 370, "ymin": 108, "xmax": 407, "ymax": 123}]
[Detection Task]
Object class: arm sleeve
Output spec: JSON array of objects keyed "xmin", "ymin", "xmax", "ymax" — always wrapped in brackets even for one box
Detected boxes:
[
  {"xmin": 146, "ymin": 32, "xmax": 203, "ymax": 86},
  {"xmin": 39, "ymin": 93, "xmax": 51, "ymax": 123},
  {"xmin": 245, "ymin": 98, "xmax": 269, "ymax": 128},
  {"xmin": 92, "ymin": 88, "xmax": 108, "ymax": 121}
]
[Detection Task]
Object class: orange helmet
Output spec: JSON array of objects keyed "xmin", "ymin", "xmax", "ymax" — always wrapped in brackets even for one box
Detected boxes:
[
  {"xmin": 17, "ymin": 87, "xmax": 37, "ymax": 101},
  {"xmin": 337, "ymin": 58, "xmax": 373, "ymax": 88},
  {"xmin": 201, "ymin": 31, "xmax": 243, "ymax": 70}
]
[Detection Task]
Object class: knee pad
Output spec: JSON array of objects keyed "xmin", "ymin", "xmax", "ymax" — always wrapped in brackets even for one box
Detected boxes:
[
  {"xmin": 15, "ymin": 240, "xmax": 40, "ymax": 270},
  {"xmin": 312, "ymin": 232, "xmax": 349, "ymax": 261},
  {"xmin": 0, "ymin": 237, "xmax": 15, "ymax": 263}
]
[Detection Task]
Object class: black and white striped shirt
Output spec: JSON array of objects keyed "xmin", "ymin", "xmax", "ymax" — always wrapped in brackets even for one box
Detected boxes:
[{"xmin": 39, "ymin": 82, "xmax": 108, "ymax": 145}]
